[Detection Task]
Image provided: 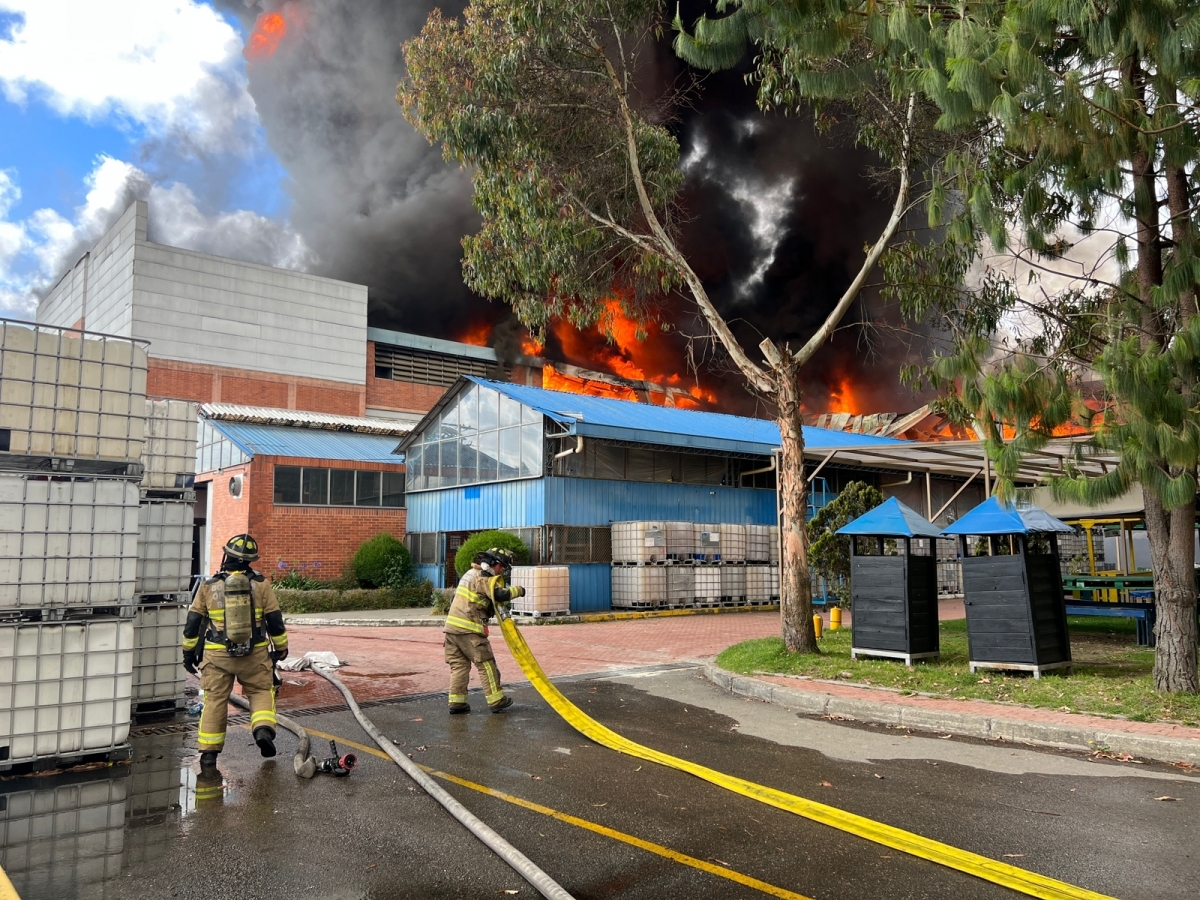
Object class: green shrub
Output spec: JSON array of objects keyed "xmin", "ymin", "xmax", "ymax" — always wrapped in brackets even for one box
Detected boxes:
[
  {"xmin": 806, "ymin": 482, "xmax": 884, "ymax": 606},
  {"xmin": 276, "ymin": 581, "xmax": 434, "ymax": 614},
  {"xmin": 273, "ymin": 569, "xmax": 326, "ymax": 591},
  {"xmin": 431, "ymin": 588, "xmax": 454, "ymax": 615},
  {"xmin": 353, "ymin": 533, "xmax": 412, "ymax": 588},
  {"xmin": 454, "ymin": 530, "xmax": 530, "ymax": 578}
]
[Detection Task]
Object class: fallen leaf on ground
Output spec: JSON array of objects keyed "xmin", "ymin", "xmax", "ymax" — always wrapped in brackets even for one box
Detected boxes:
[
  {"xmin": 1154, "ymin": 796, "xmax": 1178, "ymax": 802},
  {"xmin": 979, "ymin": 677, "xmax": 992, "ymax": 683},
  {"xmin": 819, "ymin": 781, "xmax": 833, "ymax": 787},
  {"xmin": 939, "ymin": 734, "xmax": 953, "ymax": 740},
  {"xmin": 873, "ymin": 774, "xmax": 884, "ymax": 780},
  {"xmin": 591, "ymin": 802, "xmax": 607, "ymax": 807},
  {"xmin": 708, "ymin": 858, "xmax": 730, "ymax": 867},
  {"xmin": 1002, "ymin": 854, "xmax": 1025, "ymax": 859}
]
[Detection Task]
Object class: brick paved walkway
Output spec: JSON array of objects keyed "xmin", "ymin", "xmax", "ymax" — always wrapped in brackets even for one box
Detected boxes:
[{"xmin": 263, "ymin": 604, "xmax": 1200, "ymax": 755}]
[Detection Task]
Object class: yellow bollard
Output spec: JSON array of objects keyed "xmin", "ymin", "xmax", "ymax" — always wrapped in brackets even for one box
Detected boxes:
[
  {"xmin": 830, "ymin": 606, "xmax": 842, "ymax": 631},
  {"xmin": 812, "ymin": 613, "xmax": 822, "ymax": 640}
]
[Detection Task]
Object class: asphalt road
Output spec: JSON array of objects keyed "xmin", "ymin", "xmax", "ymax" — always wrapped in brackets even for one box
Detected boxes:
[{"xmin": 3, "ymin": 666, "xmax": 1198, "ymax": 900}]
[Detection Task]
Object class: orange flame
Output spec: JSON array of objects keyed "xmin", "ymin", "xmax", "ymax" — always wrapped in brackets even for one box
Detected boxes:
[
  {"xmin": 521, "ymin": 335, "xmax": 545, "ymax": 356},
  {"xmin": 458, "ymin": 321, "xmax": 492, "ymax": 347},
  {"xmin": 245, "ymin": 11, "xmax": 287, "ymax": 60},
  {"xmin": 827, "ymin": 377, "xmax": 862, "ymax": 415}
]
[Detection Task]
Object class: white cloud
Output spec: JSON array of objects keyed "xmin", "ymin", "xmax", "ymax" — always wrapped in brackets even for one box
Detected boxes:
[
  {"xmin": 0, "ymin": 156, "xmax": 313, "ymax": 320},
  {"xmin": 0, "ymin": 1, "xmax": 257, "ymax": 154}
]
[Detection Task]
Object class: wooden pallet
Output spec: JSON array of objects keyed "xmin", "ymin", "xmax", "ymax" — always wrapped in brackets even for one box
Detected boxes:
[{"xmin": 510, "ymin": 609, "xmax": 572, "ymax": 619}]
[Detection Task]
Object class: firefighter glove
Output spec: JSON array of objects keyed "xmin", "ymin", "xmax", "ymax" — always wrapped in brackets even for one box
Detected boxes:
[
  {"xmin": 271, "ymin": 647, "xmax": 288, "ymax": 662},
  {"xmin": 182, "ymin": 648, "xmax": 199, "ymax": 675},
  {"xmin": 513, "ymin": 585, "xmax": 526, "ymax": 598}
]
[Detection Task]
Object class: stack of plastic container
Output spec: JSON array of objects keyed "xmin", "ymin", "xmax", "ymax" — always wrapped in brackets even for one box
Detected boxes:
[
  {"xmin": 0, "ymin": 319, "xmax": 147, "ymax": 773},
  {"xmin": 611, "ymin": 520, "xmax": 772, "ymax": 609},
  {"xmin": 745, "ymin": 524, "xmax": 779, "ymax": 604},
  {"xmin": 132, "ymin": 398, "xmax": 197, "ymax": 715},
  {"xmin": 508, "ymin": 565, "xmax": 571, "ymax": 617}
]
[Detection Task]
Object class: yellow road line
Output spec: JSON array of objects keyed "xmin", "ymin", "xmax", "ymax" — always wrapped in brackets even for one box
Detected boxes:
[
  {"xmin": 499, "ymin": 618, "xmax": 1117, "ymax": 900},
  {"xmin": 303, "ymin": 727, "xmax": 810, "ymax": 900},
  {"xmin": 0, "ymin": 862, "xmax": 21, "ymax": 900}
]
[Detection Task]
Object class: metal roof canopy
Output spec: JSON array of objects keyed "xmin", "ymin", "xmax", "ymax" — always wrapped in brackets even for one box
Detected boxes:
[
  {"xmin": 940, "ymin": 496, "xmax": 1075, "ymax": 535},
  {"xmin": 395, "ymin": 376, "xmax": 909, "ymax": 458},
  {"xmin": 802, "ymin": 438, "xmax": 1119, "ymax": 483},
  {"xmin": 210, "ymin": 420, "xmax": 407, "ymax": 464},
  {"xmin": 201, "ymin": 403, "xmax": 412, "ymax": 436},
  {"xmin": 837, "ymin": 497, "xmax": 943, "ymax": 538}
]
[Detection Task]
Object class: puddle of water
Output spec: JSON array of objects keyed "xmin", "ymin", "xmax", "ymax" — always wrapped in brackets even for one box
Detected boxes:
[{"xmin": 0, "ymin": 728, "xmax": 246, "ymax": 899}]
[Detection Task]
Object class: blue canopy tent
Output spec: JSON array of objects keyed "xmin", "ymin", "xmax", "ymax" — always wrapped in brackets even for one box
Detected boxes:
[
  {"xmin": 941, "ymin": 497, "xmax": 1074, "ymax": 677},
  {"xmin": 835, "ymin": 498, "xmax": 942, "ymax": 664}
]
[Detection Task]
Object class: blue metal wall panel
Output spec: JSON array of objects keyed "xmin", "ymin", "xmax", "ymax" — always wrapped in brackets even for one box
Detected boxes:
[
  {"xmin": 566, "ymin": 564, "xmax": 612, "ymax": 612},
  {"xmin": 406, "ymin": 479, "xmax": 547, "ymax": 533},
  {"xmin": 543, "ymin": 477, "xmax": 775, "ymax": 526},
  {"xmin": 415, "ymin": 564, "xmax": 443, "ymax": 587}
]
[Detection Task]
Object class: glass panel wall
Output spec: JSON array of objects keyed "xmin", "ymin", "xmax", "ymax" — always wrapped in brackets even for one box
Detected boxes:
[
  {"xmin": 406, "ymin": 385, "xmax": 543, "ymax": 491},
  {"xmin": 274, "ymin": 465, "xmax": 405, "ymax": 507}
]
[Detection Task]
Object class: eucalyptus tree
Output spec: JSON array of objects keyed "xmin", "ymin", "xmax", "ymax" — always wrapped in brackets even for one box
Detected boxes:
[{"xmin": 400, "ymin": 0, "xmax": 920, "ymax": 653}]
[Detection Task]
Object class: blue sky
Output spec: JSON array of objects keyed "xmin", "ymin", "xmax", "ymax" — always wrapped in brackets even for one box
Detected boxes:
[{"xmin": 0, "ymin": 0, "xmax": 304, "ymax": 319}]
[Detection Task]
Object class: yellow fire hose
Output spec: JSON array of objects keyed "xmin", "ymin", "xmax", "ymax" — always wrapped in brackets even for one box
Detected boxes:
[{"xmin": 498, "ymin": 615, "xmax": 1116, "ymax": 900}]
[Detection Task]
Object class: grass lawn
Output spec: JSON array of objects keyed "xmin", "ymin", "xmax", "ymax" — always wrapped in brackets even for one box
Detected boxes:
[{"xmin": 717, "ymin": 617, "xmax": 1200, "ymax": 727}]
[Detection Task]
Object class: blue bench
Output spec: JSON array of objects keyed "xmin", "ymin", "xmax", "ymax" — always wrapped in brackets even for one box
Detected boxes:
[{"xmin": 1065, "ymin": 601, "xmax": 1155, "ymax": 647}]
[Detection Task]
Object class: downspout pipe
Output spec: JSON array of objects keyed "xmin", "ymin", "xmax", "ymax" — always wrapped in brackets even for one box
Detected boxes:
[
  {"xmin": 739, "ymin": 456, "xmax": 777, "ymax": 485},
  {"xmin": 552, "ymin": 435, "xmax": 584, "ymax": 460}
]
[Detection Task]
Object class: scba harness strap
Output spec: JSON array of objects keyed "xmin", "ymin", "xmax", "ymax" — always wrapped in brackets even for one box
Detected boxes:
[{"xmin": 205, "ymin": 570, "xmax": 267, "ymax": 656}]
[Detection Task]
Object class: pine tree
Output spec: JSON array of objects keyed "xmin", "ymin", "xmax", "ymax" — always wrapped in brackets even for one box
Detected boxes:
[{"xmin": 876, "ymin": 0, "xmax": 1200, "ymax": 692}]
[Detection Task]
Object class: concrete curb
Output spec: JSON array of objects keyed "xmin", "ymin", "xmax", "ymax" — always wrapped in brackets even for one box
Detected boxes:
[
  {"xmin": 284, "ymin": 604, "xmax": 780, "ymax": 628},
  {"xmin": 703, "ymin": 663, "xmax": 1200, "ymax": 767}
]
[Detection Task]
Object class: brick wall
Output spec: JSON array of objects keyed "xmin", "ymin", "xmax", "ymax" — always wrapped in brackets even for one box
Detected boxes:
[
  {"xmin": 223, "ymin": 376, "xmax": 290, "ymax": 408},
  {"xmin": 200, "ymin": 465, "xmax": 252, "ymax": 572},
  {"xmin": 364, "ymin": 342, "xmax": 447, "ymax": 415},
  {"xmin": 244, "ymin": 455, "xmax": 407, "ymax": 579},
  {"xmin": 147, "ymin": 357, "xmax": 367, "ymax": 415},
  {"xmin": 296, "ymin": 384, "xmax": 362, "ymax": 416}
]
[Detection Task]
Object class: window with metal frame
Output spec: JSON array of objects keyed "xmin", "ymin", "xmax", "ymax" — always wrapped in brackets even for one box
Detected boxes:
[{"xmin": 274, "ymin": 465, "xmax": 405, "ymax": 508}]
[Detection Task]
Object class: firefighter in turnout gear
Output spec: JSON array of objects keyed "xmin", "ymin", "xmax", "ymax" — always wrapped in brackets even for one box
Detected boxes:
[
  {"xmin": 181, "ymin": 534, "xmax": 288, "ymax": 768},
  {"xmin": 444, "ymin": 548, "xmax": 525, "ymax": 714}
]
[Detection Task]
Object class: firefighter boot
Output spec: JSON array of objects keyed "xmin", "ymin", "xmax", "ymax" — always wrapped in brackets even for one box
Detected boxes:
[
  {"xmin": 490, "ymin": 696, "xmax": 514, "ymax": 714},
  {"xmin": 200, "ymin": 751, "xmax": 219, "ymax": 769},
  {"xmin": 448, "ymin": 703, "xmax": 471, "ymax": 714},
  {"xmin": 254, "ymin": 726, "xmax": 277, "ymax": 758}
]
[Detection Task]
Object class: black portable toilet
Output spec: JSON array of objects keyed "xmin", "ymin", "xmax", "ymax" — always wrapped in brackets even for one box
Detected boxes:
[
  {"xmin": 837, "ymin": 497, "xmax": 943, "ymax": 664},
  {"xmin": 940, "ymin": 497, "xmax": 1075, "ymax": 678}
]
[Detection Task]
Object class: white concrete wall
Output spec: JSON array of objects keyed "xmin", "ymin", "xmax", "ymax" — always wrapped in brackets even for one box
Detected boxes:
[
  {"xmin": 36, "ymin": 203, "xmax": 143, "ymax": 338},
  {"xmin": 38, "ymin": 201, "xmax": 368, "ymax": 385},
  {"xmin": 130, "ymin": 240, "xmax": 366, "ymax": 384},
  {"xmin": 86, "ymin": 203, "xmax": 141, "ymax": 335}
]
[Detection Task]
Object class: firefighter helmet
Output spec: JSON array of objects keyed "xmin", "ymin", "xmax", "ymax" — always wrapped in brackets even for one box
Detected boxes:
[
  {"xmin": 476, "ymin": 547, "xmax": 514, "ymax": 570},
  {"xmin": 222, "ymin": 533, "xmax": 260, "ymax": 563}
]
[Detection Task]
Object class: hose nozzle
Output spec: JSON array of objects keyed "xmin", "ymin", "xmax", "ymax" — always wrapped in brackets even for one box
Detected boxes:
[{"xmin": 315, "ymin": 739, "xmax": 356, "ymax": 777}]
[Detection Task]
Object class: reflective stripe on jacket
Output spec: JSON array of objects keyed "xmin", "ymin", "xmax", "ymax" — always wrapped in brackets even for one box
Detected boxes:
[{"xmin": 444, "ymin": 567, "xmax": 502, "ymax": 636}]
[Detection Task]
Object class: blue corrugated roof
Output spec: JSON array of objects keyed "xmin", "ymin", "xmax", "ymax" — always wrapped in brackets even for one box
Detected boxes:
[
  {"xmin": 454, "ymin": 377, "xmax": 907, "ymax": 456},
  {"xmin": 940, "ymin": 497, "xmax": 1073, "ymax": 535},
  {"xmin": 210, "ymin": 421, "xmax": 406, "ymax": 464},
  {"xmin": 837, "ymin": 497, "xmax": 942, "ymax": 537}
]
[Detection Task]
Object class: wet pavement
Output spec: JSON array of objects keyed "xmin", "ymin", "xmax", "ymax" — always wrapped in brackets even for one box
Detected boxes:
[{"xmin": 3, "ymin": 664, "xmax": 1197, "ymax": 900}]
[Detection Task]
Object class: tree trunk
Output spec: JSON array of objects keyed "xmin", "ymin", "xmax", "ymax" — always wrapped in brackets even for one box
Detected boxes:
[
  {"xmin": 776, "ymin": 361, "xmax": 819, "ymax": 653},
  {"xmin": 1142, "ymin": 488, "xmax": 1199, "ymax": 692}
]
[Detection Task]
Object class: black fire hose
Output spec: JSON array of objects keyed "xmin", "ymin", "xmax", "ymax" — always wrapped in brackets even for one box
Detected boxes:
[{"xmin": 310, "ymin": 664, "xmax": 575, "ymax": 900}]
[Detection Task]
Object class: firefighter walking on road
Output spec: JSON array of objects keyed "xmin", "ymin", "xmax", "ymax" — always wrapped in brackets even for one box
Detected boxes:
[
  {"xmin": 444, "ymin": 548, "xmax": 524, "ymax": 714},
  {"xmin": 182, "ymin": 534, "xmax": 289, "ymax": 768}
]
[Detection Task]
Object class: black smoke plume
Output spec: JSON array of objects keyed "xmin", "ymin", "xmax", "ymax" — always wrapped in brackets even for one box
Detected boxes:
[{"xmin": 220, "ymin": 0, "xmax": 933, "ymax": 414}]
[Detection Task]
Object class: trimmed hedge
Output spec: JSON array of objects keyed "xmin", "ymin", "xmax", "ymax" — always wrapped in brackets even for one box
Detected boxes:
[
  {"xmin": 276, "ymin": 580, "xmax": 434, "ymax": 614},
  {"xmin": 453, "ymin": 530, "xmax": 530, "ymax": 578}
]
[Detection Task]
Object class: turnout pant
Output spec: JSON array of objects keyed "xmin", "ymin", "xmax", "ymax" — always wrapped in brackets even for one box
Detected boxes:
[
  {"xmin": 444, "ymin": 632, "xmax": 506, "ymax": 708},
  {"xmin": 197, "ymin": 647, "xmax": 277, "ymax": 752}
]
